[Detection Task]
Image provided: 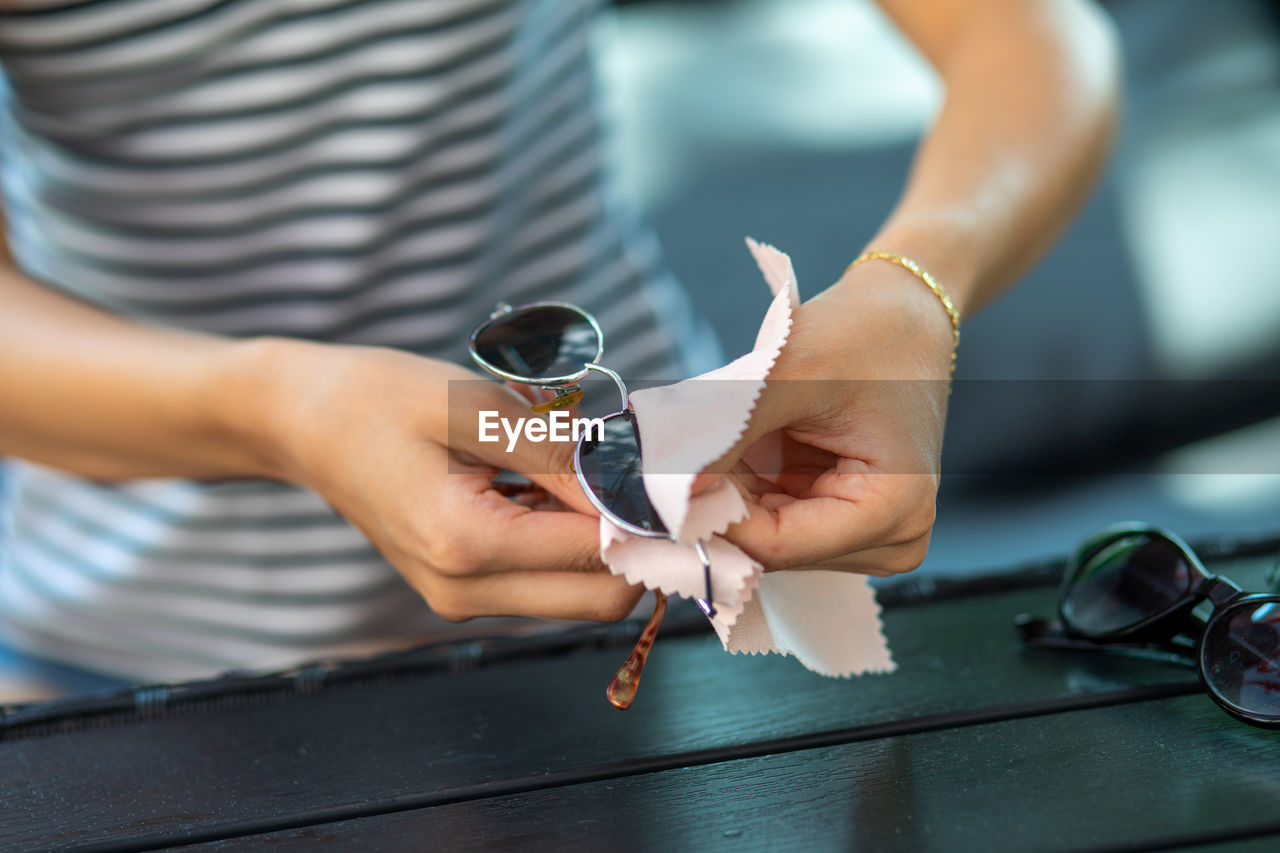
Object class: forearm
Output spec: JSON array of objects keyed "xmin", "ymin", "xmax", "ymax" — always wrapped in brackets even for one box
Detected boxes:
[
  {"xmin": 865, "ymin": 0, "xmax": 1121, "ymax": 316},
  {"xmin": 0, "ymin": 262, "xmax": 282, "ymax": 481}
]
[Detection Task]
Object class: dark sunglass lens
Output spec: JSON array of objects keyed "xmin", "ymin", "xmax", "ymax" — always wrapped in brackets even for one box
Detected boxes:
[
  {"xmin": 474, "ymin": 306, "xmax": 598, "ymax": 380},
  {"xmin": 1202, "ymin": 599, "xmax": 1280, "ymax": 722},
  {"xmin": 577, "ymin": 415, "xmax": 667, "ymax": 536},
  {"xmin": 1062, "ymin": 533, "xmax": 1194, "ymax": 634}
]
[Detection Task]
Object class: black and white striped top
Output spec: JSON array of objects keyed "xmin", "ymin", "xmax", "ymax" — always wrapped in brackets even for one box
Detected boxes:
[{"xmin": 0, "ymin": 0, "xmax": 716, "ymax": 681}]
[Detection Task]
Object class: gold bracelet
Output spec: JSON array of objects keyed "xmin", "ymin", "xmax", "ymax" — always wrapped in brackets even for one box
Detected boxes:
[{"xmin": 844, "ymin": 249, "xmax": 960, "ymax": 377}]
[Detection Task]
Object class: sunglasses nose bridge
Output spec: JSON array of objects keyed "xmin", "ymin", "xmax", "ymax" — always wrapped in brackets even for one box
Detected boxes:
[
  {"xmin": 1202, "ymin": 576, "xmax": 1245, "ymax": 609},
  {"xmin": 584, "ymin": 362, "xmax": 631, "ymax": 411}
]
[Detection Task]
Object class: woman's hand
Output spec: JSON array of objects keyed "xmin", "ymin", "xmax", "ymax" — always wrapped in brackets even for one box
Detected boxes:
[
  {"xmin": 700, "ymin": 0, "xmax": 1120, "ymax": 577},
  {"xmin": 0, "ymin": 259, "xmax": 638, "ymax": 623},
  {"xmin": 240, "ymin": 339, "xmax": 643, "ymax": 622},
  {"xmin": 704, "ymin": 261, "xmax": 956, "ymax": 577}
]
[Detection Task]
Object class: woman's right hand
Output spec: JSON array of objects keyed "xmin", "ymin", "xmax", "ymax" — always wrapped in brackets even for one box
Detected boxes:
[
  {"xmin": 235, "ymin": 338, "xmax": 643, "ymax": 623},
  {"xmin": 0, "ymin": 258, "xmax": 635, "ymax": 623}
]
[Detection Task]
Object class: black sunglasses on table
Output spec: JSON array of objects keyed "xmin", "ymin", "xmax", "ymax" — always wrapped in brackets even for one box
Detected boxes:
[{"xmin": 1017, "ymin": 522, "xmax": 1280, "ymax": 729}]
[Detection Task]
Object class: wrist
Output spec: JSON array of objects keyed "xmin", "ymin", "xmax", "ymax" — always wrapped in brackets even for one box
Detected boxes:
[
  {"xmin": 843, "ymin": 250, "xmax": 959, "ymax": 377},
  {"xmin": 207, "ymin": 335, "xmax": 325, "ymax": 483},
  {"xmin": 825, "ymin": 257, "xmax": 958, "ymax": 380},
  {"xmin": 862, "ymin": 218, "xmax": 983, "ymax": 318}
]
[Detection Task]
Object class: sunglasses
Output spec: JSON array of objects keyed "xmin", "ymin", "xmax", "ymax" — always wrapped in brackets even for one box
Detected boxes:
[
  {"xmin": 1017, "ymin": 522, "xmax": 1280, "ymax": 728},
  {"xmin": 470, "ymin": 301, "xmax": 716, "ymax": 710}
]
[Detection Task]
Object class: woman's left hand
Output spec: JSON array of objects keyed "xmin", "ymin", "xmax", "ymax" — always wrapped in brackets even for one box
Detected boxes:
[{"xmin": 702, "ymin": 259, "xmax": 957, "ymax": 577}]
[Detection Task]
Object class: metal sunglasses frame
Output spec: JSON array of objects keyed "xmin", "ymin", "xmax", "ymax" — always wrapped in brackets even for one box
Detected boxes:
[
  {"xmin": 468, "ymin": 301, "xmax": 716, "ymax": 619},
  {"xmin": 572, "ymin": 410, "xmax": 716, "ymax": 616},
  {"xmin": 468, "ymin": 301, "xmax": 609, "ymax": 408},
  {"xmin": 1018, "ymin": 522, "xmax": 1280, "ymax": 729}
]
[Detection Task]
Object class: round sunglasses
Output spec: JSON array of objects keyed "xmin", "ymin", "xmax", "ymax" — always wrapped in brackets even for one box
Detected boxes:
[
  {"xmin": 1017, "ymin": 522, "xmax": 1280, "ymax": 728},
  {"xmin": 469, "ymin": 302, "xmax": 716, "ymax": 709},
  {"xmin": 469, "ymin": 301, "xmax": 605, "ymax": 413}
]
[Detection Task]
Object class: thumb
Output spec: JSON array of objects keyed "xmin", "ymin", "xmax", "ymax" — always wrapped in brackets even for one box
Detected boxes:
[{"xmin": 449, "ymin": 383, "xmax": 597, "ymax": 514}]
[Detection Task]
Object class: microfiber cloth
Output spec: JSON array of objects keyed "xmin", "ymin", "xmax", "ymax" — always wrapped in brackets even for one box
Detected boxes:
[{"xmin": 600, "ymin": 239, "xmax": 895, "ymax": 677}]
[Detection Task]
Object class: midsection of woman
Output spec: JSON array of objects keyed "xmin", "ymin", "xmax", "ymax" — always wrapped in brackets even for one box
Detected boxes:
[{"xmin": 0, "ymin": 0, "xmax": 708, "ymax": 680}]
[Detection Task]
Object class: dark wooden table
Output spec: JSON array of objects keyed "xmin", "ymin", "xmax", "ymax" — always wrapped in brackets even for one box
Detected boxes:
[{"xmin": 4, "ymin": 536, "xmax": 1280, "ymax": 852}]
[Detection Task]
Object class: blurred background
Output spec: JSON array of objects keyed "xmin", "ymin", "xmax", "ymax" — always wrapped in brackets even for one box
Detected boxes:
[{"xmin": 598, "ymin": 0, "xmax": 1280, "ymax": 576}]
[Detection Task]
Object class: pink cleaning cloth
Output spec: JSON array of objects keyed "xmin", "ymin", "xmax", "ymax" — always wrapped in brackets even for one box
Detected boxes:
[{"xmin": 599, "ymin": 239, "xmax": 895, "ymax": 677}]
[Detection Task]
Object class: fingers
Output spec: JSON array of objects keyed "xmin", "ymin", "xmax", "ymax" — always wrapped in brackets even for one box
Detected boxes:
[
  {"xmin": 314, "ymin": 354, "xmax": 635, "ymax": 623},
  {"xmin": 445, "ymin": 380, "xmax": 596, "ymax": 513},
  {"xmin": 410, "ymin": 492, "xmax": 649, "ymax": 620},
  {"xmin": 722, "ymin": 458, "xmax": 777, "ymax": 499},
  {"xmin": 477, "ymin": 492, "xmax": 609, "ymax": 573},
  {"xmin": 690, "ymin": 387, "xmax": 797, "ymax": 495},
  {"xmin": 801, "ymin": 538, "xmax": 934, "ymax": 577},
  {"xmin": 376, "ymin": 447, "xmax": 644, "ymax": 621},
  {"xmin": 423, "ymin": 483, "xmax": 607, "ymax": 575},
  {"xmin": 423, "ymin": 571, "xmax": 647, "ymax": 622},
  {"xmin": 741, "ymin": 433, "xmax": 836, "ymax": 497},
  {"xmin": 364, "ymin": 437, "xmax": 603, "ymax": 580},
  {"xmin": 382, "ymin": 464, "xmax": 639, "ymax": 619},
  {"xmin": 723, "ymin": 470, "xmax": 938, "ymax": 571},
  {"xmin": 502, "ymin": 379, "xmax": 552, "ymax": 407}
]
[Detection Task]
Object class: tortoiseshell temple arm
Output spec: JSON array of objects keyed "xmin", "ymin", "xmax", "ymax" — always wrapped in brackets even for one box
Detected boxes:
[{"xmin": 607, "ymin": 591, "xmax": 667, "ymax": 710}]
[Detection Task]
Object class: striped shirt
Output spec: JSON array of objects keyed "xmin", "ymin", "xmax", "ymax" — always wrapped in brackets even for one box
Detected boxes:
[{"xmin": 0, "ymin": 0, "xmax": 717, "ymax": 681}]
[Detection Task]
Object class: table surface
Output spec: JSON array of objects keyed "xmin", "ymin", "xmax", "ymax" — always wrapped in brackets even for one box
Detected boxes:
[{"xmin": 4, "ymin": 537, "xmax": 1280, "ymax": 853}]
